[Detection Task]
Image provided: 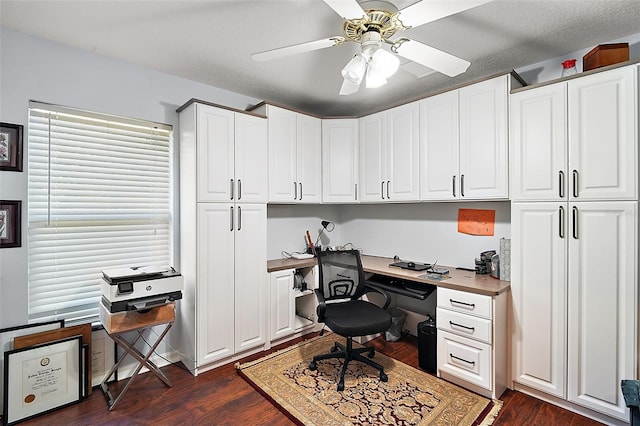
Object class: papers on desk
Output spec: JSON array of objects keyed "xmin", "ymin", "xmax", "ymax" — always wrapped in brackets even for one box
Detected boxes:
[{"xmin": 419, "ymin": 273, "xmax": 451, "ymax": 281}]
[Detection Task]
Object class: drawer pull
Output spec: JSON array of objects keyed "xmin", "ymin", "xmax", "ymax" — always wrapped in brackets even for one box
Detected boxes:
[
  {"xmin": 450, "ymin": 299, "xmax": 475, "ymax": 308},
  {"xmin": 449, "ymin": 321, "xmax": 475, "ymax": 331},
  {"xmin": 450, "ymin": 353, "xmax": 475, "ymax": 366}
]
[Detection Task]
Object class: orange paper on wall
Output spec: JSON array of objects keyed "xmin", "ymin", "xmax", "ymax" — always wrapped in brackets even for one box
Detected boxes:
[{"xmin": 458, "ymin": 209, "xmax": 495, "ymax": 236}]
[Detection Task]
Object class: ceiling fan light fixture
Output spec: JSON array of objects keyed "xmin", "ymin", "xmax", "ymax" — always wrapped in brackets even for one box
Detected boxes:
[
  {"xmin": 371, "ymin": 48, "xmax": 399, "ymax": 78},
  {"xmin": 341, "ymin": 53, "xmax": 367, "ymax": 85}
]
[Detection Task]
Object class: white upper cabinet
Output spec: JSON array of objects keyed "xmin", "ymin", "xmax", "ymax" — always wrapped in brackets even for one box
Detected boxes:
[
  {"xmin": 458, "ymin": 75, "xmax": 509, "ymax": 199},
  {"xmin": 322, "ymin": 119, "xmax": 359, "ymax": 203},
  {"xmin": 510, "ymin": 83, "xmax": 567, "ymax": 201},
  {"xmin": 267, "ymin": 105, "xmax": 321, "ymax": 203},
  {"xmin": 511, "ymin": 65, "xmax": 637, "ymax": 201},
  {"xmin": 359, "ymin": 102, "xmax": 420, "ymax": 202},
  {"xmin": 420, "ymin": 75, "xmax": 509, "ymax": 201},
  {"xmin": 195, "ymin": 104, "xmax": 267, "ymax": 203},
  {"xmin": 568, "ymin": 66, "xmax": 637, "ymax": 200},
  {"xmin": 419, "ymin": 90, "xmax": 460, "ymax": 200}
]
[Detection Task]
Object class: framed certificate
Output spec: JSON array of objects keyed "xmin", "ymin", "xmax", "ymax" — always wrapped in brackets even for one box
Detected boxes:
[
  {"xmin": 0, "ymin": 320, "xmax": 64, "ymax": 415},
  {"xmin": 2, "ymin": 336, "xmax": 82, "ymax": 425}
]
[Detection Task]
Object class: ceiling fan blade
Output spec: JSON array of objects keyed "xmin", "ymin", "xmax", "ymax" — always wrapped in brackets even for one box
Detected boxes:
[
  {"xmin": 399, "ymin": 0, "xmax": 492, "ymax": 28},
  {"xmin": 394, "ymin": 39, "xmax": 470, "ymax": 77},
  {"xmin": 339, "ymin": 78, "xmax": 361, "ymax": 95},
  {"xmin": 252, "ymin": 37, "xmax": 344, "ymax": 62},
  {"xmin": 323, "ymin": 0, "xmax": 366, "ymax": 19}
]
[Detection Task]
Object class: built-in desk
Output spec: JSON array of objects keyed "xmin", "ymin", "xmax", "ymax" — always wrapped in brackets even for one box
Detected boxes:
[
  {"xmin": 267, "ymin": 254, "xmax": 510, "ymax": 296},
  {"xmin": 267, "ymin": 253, "xmax": 510, "ymax": 400}
]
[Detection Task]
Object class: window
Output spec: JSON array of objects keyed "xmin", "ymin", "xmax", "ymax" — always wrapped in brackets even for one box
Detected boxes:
[{"xmin": 27, "ymin": 101, "xmax": 172, "ymax": 324}]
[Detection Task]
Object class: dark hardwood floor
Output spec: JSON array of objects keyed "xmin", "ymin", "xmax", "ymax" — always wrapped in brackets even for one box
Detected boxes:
[{"xmin": 18, "ymin": 333, "xmax": 603, "ymax": 425}]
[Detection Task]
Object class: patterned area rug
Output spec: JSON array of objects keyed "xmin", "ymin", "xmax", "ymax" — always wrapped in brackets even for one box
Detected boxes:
[{"xmin": 236, "ymin": 334, "xmax": 502, "ymax": 426}]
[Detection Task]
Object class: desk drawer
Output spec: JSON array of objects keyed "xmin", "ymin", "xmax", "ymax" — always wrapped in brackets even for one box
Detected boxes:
[
  {"xmin": 437, "ymin": 287, "xmax": 492, "ymax": 319},
  {"xmin": 437, "ymin": 330, "xmax": 492, "ymax": 391},
  {"xmin": 436, "ymin": 307, "xmax": 492, "ymax": 344}
]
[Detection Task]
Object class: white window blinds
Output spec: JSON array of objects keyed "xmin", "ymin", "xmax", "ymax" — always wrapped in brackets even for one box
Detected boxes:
[{"xmin": 27, "ymin": 101, "xmax": 172, "ymax": 324}]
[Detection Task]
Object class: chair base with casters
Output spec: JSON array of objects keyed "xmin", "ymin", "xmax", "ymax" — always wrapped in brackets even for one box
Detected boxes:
[
  {"xmin": 309, "ymin": 250, "xmax": 392, "ymax": 392},
  {"xmin": 309, "ymin": 333, "xmax": 388, "ymax": 391}
]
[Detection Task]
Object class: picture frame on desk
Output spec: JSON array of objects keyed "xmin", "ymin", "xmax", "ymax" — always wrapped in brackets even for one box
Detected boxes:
[{"xmin": 2, "ymin": 336, "xmax": 83, "ymax": 425}]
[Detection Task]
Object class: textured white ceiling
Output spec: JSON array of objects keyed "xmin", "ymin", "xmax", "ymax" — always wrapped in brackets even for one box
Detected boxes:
[{"xmin": 1, "ymin": 0, "xmax": 639, "ymax": 116}]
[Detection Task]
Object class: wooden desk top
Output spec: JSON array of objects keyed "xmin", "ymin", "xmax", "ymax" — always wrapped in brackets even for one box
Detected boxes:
[{"xmin": 267, "ymin": 254, "xmax": 510, "ymax": 297}]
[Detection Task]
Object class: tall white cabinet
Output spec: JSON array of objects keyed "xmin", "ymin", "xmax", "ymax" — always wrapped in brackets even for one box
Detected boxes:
[
  {"xmin": 176, "ymin": 100, "xmax": 268, "ymax": 374},
  {"xmin": 510, "ymin": 65, "xmax": 638, "ymax": 422}
]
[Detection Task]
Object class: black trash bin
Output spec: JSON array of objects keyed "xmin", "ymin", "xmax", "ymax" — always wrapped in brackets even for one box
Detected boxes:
[
  {"xmin": 384, "ymin": 307, "xmax": 406, "ymax": 342},
  {"xmin": 417, "ymin": 316, "xmax": 437, "ymax": 374}
]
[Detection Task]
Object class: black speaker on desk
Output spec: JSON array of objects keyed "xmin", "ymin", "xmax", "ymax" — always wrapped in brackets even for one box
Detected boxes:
[{"xmin": 417, "ymin": 316, "xmax": 437, "ymax": 374}]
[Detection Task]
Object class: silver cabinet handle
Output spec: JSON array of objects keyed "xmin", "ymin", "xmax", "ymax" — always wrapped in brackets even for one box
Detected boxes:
[
  {"xmin": 381, "ymin": 181, "xmax": 385, "ymax": 199},
  {"xmin": 230, "ymin": 206, "xmax": 234, "ymax": 231},
  {"xmin": 237, "ymin": 206, "xmax": 241, "ymax": 231},
  {"xmin": 293, "ymin": 181, "xmax": 297, "ymax": 200},
  {"xmin": 559, "ymin": 171, "xmax": 565, "ymax": 199},
  {"xmin": 572, "ymin": 170, "xmax": 579, "ymax": 198},
  {"xmin": 237, "ymin": 179, "xmax": 242, "ymax": 200},
  {"xmin": 559, "ymin": 206, "xmax": 565, "ymax": 238},
  {"xmin": 452, "ymin": 175, "xmax": 456, "ymax": 197},
  {"xmin": 572, "ymin": 206, "xmax": 578, "ymax": 239},
  {"xmin": 299, "ymin": 182, "xmax": 302, "ymax": 201},
  {"xmin": 450, "ymin": 354, "xmax": 475, "ymax": 366},
  {"xmin": 460, "ymin": 174, "xmax": 465, "ymax": 197},
  {"xmin": 387, "ymin": 181, "xmax": 390, "ymax": 199},
  {"xmin": 230, "ymin": 179, "xmax": 234, "ymax": 200},
  {"xmin": 449, "ymin": 321, "xmax": 475, "ymax": 331},
  {"xmin": 355, "ymin": 184, "xmax": 358, "ymax": 201}
]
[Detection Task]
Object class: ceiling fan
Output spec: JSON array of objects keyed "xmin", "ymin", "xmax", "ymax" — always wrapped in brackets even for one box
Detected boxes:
[{"xmin": 251, "ymin": 0, "xmax": 492, "ymax": 95}]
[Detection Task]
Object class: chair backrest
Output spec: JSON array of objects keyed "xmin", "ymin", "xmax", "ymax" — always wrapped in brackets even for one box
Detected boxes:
[{"xmin": 317, "ymin": 250, "xmax": 366, "ymax": 301}]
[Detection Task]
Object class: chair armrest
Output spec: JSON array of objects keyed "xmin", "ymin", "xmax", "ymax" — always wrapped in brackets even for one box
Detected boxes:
[
  {"xmin": 314, "ymin": 288, "xmax": 327, "ymax": 322},
  {"xmin": 365, "ymin": 284, "xmax": 391, "ymax": 310},
  {"xmin": 622, "ymin": 380, "xmax": 640, "ymax": 408}
]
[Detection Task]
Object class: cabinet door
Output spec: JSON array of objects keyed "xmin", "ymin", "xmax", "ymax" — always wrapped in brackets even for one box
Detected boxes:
[
  {"xmin": 568, "ymin": 66, "xmax": 636, "ymax": 200},
  {"xmin": 567, "ymin": 201, "xmax": 636, "ymax": 420},
  {"xmin": 459, "ymin": 75, "xmax": 508, "ymax": 199},
  {"xmin": 511, "ymin": 202, "xmax": 567, "ymax": 399},
  {"xmin": 268, "ymin": 106, "xmax": 297, "ymax": 202},
  {"xmin": 196, "ymin": 203, "xmax": 235, "ymax": 364},
  {"xmin": 270, "ymin": 269, "xmax": 295, "ymax": 340},
  {"xmin": 196, "ymin": 105, "xmax": 235, "ymax": 202},
  {"xmin": 511, "ymin": 83, "xmax": 567, "ymax": 201},
  {"xmin": 419, "ymin": 91, "xmax": 460, "ymax": 200},
  {"xmin": 234, "ymin": 203, "xmax": 267, "ymax": 352},
  {"xmin": 235, "ymin": 114, "xmax": 267, "ymax": 203},
  {"xmin": 386, "ymin": 102, "xmax": 420, "ymax": 201},
  {"xmin": 296, "ymin": 114, "xmax": 322, "ymax": 203},
  {"xmin": 359, "ymin": 111, "xmax": 385, "ymax": 202},
  {"xmin": 322, "ymin": 119, "xmax": 359, "ymax": 203}
]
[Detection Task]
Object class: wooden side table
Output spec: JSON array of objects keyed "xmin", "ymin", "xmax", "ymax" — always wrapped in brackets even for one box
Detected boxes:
[{"xmin": 99, "ymin": 302, "xmax": 175, "ymax": 410}]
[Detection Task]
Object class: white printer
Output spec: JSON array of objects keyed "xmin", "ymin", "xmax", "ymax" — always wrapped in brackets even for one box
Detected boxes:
[{"xmin": 101, "ymin": 265, "xmax": 183, "ymax": 313}]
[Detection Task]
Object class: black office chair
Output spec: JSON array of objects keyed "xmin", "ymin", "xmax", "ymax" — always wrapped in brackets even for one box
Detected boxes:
[{"xmin": 309, "ymin": 250, "xmax": 392, "ymax": 391}]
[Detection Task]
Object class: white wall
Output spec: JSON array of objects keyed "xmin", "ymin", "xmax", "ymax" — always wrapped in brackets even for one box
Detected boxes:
[
  {"xmin": 0, "ymin": 28, "xmax": 261, "ymax": 328},
  {"xmin": 340, "ymin": 201, "xmax": 510, "ymax": 269},
  {"xmin": 515, "ymin": 33, "xmax": 640, "ymax": 85},
  {"xmin": 266, "ymin": 204, "xmax": 342, "ymax": 259}
]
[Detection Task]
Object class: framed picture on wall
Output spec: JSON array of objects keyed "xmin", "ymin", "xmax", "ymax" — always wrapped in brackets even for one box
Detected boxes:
[
  {"xmin": 0, "ymin": 122, "xmax": 24, "ymax": 172},
  {"xmin": 0, "ymin": 200, "xmax": 21, "ymax": 248}
]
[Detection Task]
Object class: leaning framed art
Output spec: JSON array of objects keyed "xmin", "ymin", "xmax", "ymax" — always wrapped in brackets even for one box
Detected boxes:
[
  {"xmin": 2, "ymin": 336, "xmax": 83, "ymax": 425},
  {"xmin": 0, "ymin": 200, "xmax": 21, "ymax": 248},
  {"xmin": 0, "ymin": 122, "xmax": 23, "ymax": 172}
]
